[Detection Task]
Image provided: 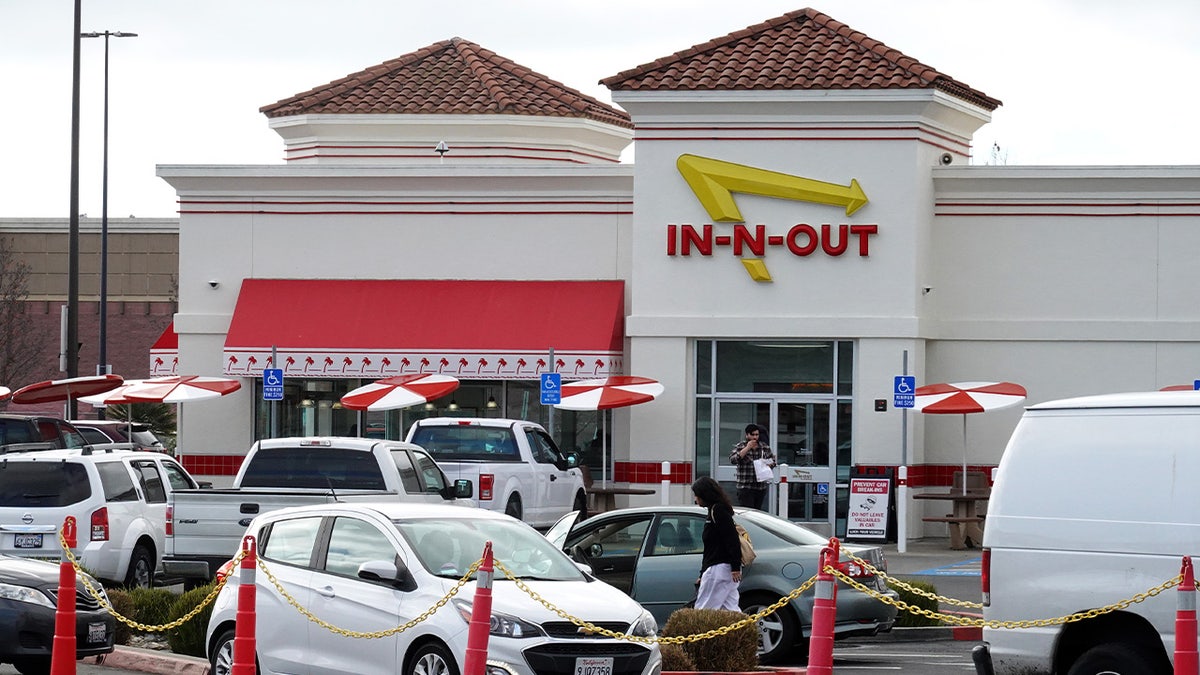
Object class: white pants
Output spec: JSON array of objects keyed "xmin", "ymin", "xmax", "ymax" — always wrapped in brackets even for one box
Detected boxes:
[{"xmin": 695, "ymin": 563, "xmax": 740, "ymax": 611}]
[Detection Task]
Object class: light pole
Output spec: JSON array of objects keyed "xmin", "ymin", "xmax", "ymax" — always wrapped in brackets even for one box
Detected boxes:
[{"xmin": 81, "ymin": 30, "xmax": 136, "ymax": 415}]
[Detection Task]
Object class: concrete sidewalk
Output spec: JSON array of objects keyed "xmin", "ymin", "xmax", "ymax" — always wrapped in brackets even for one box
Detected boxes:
[{"xmin": 81, "ymin": 538, "xmax": 981, "ymax": 675}]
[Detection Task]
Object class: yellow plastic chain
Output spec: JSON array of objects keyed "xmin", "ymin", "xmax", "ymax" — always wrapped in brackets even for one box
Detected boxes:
[
  {"xmin": 841, "ymin": 550, "xmax": 983, "ymax": 609},
  {"xmin": 59, "ymin": 529, "xmax": 239, "ymax": 632},
  {"xmin": 826, "ymin": 564, "xmax": 1182, "ymax": 629}
]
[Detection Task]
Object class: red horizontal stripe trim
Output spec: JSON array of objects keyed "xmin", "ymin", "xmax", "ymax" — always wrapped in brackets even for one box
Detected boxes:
[
  {"xmin": 634, "ymin": 135, "xmax": 970, "ymax": 156},
  {"xmin": 283, "ymin": 153, "xmax": 604, "ymax": 164},
  {"xmin": 177, "ymin": 199, "xmax": 631, "ymax": 206},
  {"xmin": 286, "ymin": 143, "xmax": 619, "ymax": 162},
  {"xmin": 936, "ymin": 211, "xmax": 1200, "ymax": 217},
  {"xmin": 939, "ymin": 201, "xmax": 1200, "ymax": 207},
  {"xmin": 636, "ymin": 124, "xmax": 970, "ymax": 149},
  {"xmin": 177, "ymin": 209, "xmax": 634, "ymax": 216}
]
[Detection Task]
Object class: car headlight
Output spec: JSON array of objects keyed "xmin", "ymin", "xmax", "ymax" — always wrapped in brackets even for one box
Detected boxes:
[
  {"xmin": 630, "ymin": 610, "xmax": 657, "ymax": 638},
  {"xmin": 0, "ymin": 582, "xmax": 56, "ymax": 609},
  {"xmin": 452, "ymin": 599, "xmax": 544, "ymax": 638}
]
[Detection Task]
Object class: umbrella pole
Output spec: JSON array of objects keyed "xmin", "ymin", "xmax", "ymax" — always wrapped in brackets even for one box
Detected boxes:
[
  {"xmin": 962, "ymin": 415, "xmax": 968, "ymax": 495},
  {"xmin": 602, "ymin": 411, "xmax": 608, "ymax": 486}
]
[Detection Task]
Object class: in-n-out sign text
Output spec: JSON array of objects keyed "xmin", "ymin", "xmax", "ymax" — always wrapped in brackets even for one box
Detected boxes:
[{"xmin": 666, "ymin": 222, "xmax": 879, "ymax": 257}]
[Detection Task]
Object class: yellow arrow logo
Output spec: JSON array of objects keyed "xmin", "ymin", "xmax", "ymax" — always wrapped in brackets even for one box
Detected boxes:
[{"xmin": 677, "ymin": 154, "xmax": 868, "ymax": 222}]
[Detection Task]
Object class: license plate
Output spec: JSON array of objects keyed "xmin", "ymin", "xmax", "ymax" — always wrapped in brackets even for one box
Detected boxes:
[
  {"xmin": 574, "ymin": 657, "xmax": 613, "ymax": 675},
  {"xmin": 87, "ymin": 622, "xmax": 107, "ymax": 644},
  {"xmin": 14, "ymin": 534, "xmax": 43, "ymax": 549}
]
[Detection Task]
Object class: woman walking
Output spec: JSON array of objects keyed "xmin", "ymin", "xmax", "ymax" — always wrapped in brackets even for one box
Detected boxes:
[{"xmin": 691, "ymin": 476, "xmax": 742, "ymax": 611}]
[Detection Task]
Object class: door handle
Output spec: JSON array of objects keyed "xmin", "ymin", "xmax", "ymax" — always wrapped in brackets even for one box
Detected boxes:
[
  {"xmin": 550, "ymin": 475, "xmax": 558, "ymax": 481},
  {"xmin": 316, "ymin": 586, "xmax": 336, "ymax": 598}
]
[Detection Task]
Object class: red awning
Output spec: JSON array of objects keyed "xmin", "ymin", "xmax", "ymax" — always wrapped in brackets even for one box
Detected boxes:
[
  {"xmin": 150, "ymin": 321, "xmax": 178, "ymax": 377},
  {"xmin": 222, "ymin": 279, "xmax": 625, "ymax": 380}
]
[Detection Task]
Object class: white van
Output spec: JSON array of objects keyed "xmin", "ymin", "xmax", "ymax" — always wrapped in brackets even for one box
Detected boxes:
[{"xmin": 977, "ymin": 391, "xmax": 1200, "ymax": 675}]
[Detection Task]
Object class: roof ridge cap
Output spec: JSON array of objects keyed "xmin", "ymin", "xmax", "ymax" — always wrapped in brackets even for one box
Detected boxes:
[{"xmin": 452, "ymin": 38, "xmax": 519, "ymax": 113}]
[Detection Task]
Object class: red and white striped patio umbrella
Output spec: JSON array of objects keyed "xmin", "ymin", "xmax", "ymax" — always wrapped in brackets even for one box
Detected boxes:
[
  {"xmin": 914, "ymin": 381, "xmax": 1026, "ymax": 493},
  {"xmin": 554, "ymin": 376, "xmax": 664, "ymax": 484},
  {"xmin": 11, "ymin": 374, "xmax": 124, "ymax": 404},
  {"xmin": 340, "ymin": 374, "xmax": 460, "ymax": 411},
  {"xmin": 78, "ymin": 380, "xmax": 150, "ymax": 406},
  {"xmin": 123, "ymin": 375, "xmax": 242, "ymax": 403},
  {"xmin": 554, "ymin": 376, "xmax": 665, "ymax": 411}
]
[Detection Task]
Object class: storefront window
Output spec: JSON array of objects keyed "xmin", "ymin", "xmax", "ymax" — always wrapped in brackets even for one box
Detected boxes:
[
  {"xmin": 714, "ymin": 341, "xmax": 834, "ymax": 394},
  {"xmin": 253, "ymin": 378, "xmax": 598, "ymax": 468}
]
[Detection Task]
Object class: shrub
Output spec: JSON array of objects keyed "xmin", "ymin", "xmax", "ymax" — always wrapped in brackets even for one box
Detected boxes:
[
  {"xmin": 887, "ymin": 578, "xmax": 945, "ymax": 627},
  {"xmin": 659, "ymin": 642, "xmax": 696, "ymax": 671},
  {"xmin": 165, "ymin": 583, "xmax": 218, "ymax": 657},
  {"xmin": 661, "ymin": 608, "xmax": 758, "ymax": 672},
  {"xmin": 104, "ymin": 588, "xmax": 135, "ymax": 645},
  {"xmin": 128, "ymin": 587, "xmax": 177, "ymax": 631}
]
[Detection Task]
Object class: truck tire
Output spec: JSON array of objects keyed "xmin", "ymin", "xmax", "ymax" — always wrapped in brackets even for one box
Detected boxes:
[
  {"xmin": 124, "ymin": 544, "xmax": 155, "ymax": 589},
  {"xmin": 504, "ymin": 495, "xmax": 522, "ymax": 520},
  {"xmin": 1066, "ymin": 644, "xmax": 1163, "ymax": 675}
]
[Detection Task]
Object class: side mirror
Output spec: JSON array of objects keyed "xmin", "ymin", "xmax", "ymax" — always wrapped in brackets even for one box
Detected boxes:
[
  {"xmin": 453, "ymin": 479, "xmax": 473, "ymax": 499},
  {"xmin": 197, "ymin": 481, "xmax": 213, "ymax": 489},
  {"xmin": 358, "ymin": 559, "xmax": 416, "ymax": 591},
  {"xmin": 566, "ymin": 452, "xmax": 580, "ymax": 468}
]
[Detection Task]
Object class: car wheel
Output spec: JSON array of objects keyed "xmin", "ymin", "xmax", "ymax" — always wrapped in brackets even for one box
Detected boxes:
[
  {"xmin": 1066, "ymin": 643, "xmax": 1165, "ymax": 675},
  {"xmin": 124, "ymin": 544, "xmax": 155, "ymax": 589},
  {"xmin": 11, "ymin": 656, "xmax": 51, "ymax": 675},
  {"xmin": 741, "ymin": 595, "xmax": 799, "ymax": 664},
  {"xmin": 408, "ymin": 641, "xmax": 459, "ymax": 675},
  {"xmin": 572, "ymin": 490, "xmax": 588, "ymax": 520},
  {"xmin": 504, "ymin": 495, "xmax": 522, "ymax": 520},
  {"xmin": 210, "ymin": 628, "xmax": 236, "ymax": 675}
]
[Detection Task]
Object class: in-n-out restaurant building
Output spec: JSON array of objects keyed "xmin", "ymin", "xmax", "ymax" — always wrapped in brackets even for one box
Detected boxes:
[{"xmin": 157, "ymin": 8, "xmax": 1200, "ymax": 538}]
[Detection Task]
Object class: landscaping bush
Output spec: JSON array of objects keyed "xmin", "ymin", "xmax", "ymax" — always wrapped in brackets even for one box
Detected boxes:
[
  {"xmin": 887, "ymin": 578, "xmax": 945, "ymax": 627},
  {"xmin": 659, "ymin": 642, "xmax": 696, "ymax": 671},
  {"xmin": 661, "ymin": 608, "xmax": 758, "ymax": 672},
  {"xmin": 165, "ymin": 583, "xmax": 218, "ymax": 657},
  {"xmin": 127, "ymin": 587, "xmax": 177, "ymax": 631},
  {"xmin": 104, "ymin": 588, "xmax": 135, "ymax": 645}
]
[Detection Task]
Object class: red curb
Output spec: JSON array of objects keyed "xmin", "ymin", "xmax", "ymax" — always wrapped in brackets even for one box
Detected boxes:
[
  {"xmin": 664, "ymin": 670, "xmax": 806, "ymax": 674},
  {"xmin": 85, "ymin": 647, "xmax": 211, "ymax": 675},
  {"xmin": 952, "ymin": 626, "xmax": 983, "ymax": 641}
]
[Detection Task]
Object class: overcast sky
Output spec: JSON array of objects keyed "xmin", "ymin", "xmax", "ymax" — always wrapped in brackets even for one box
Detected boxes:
[{"xmin": 4, "ymin": 0, "xmax": 1198, "ymax": 217}]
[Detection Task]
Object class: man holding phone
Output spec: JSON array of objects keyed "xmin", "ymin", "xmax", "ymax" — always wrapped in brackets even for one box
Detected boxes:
[{"xmin": 729, "ymin": 423, "xmax": 776, "ymax": 509}]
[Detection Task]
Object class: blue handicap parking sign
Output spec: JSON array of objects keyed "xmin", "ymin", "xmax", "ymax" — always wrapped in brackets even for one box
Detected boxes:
[
  {"xmin": 894, "ymin": 375, "xmax": 915, "ymax": 408},
  {"xmin": 263, "ymin": 369, "xmax": 284, "ymax": 401},
  {"xmin": 540, "ymin": 372, "xmax": 562, "ymax": 405}
]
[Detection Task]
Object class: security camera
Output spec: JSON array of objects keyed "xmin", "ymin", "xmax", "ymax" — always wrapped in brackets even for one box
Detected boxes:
[
  {"xmin": 208, "ymin": 280, "xmax": 220, "ymax": 289},
  {"xmin": 922, "ymin": 286, "xmax": 933, "ymax": 294},
  {"xmin": 939, "ymin": 153, "xmax": 954, "ymax": 166}
]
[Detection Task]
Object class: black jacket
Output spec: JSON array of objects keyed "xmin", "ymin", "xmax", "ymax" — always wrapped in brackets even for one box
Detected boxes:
[{"xmin": 700, "ymin": 502, "xmax": 741, "ymax": 573}]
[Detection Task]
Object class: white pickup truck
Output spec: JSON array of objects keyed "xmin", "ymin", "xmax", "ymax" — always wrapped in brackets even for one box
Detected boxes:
[
  {"xmin": 406, "ymin": 417, "xmax": 587, "ymax": 528},
  {"xmin": 161, "ymin": 437, "xmax": 473, "ymax": 586}
]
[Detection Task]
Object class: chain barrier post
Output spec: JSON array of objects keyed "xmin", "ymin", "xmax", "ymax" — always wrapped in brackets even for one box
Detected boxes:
[
  {"xmin": 778, "ymin": 463, "xmax": 789, "ymax": 520},
  {"xmin": 661, "ymin": 461, "xmax": 670, "ymax": 506},
  {"xmin": 232, "ymin": 536, "xmax": 258, "ymax": 675},
  {"xmin": 1177, "ymin": 556, "xmax": 1197, "ymax": 675},
  {"xmin": 51, "ymin": 517, "xmax": 78, "ymax": 675},
  {"xmin": 464, "ymin": 541, "xmax": 494, "ymax": 675},
  {"xmin": 807, "ymin": 537, "xmax": 840, "ymax": 675}
]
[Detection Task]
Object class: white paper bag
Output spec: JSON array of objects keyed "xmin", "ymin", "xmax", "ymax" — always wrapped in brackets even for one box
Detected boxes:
[{"xmin": 752, "ymin": 458, "xmax": 774, "ymax": 482}]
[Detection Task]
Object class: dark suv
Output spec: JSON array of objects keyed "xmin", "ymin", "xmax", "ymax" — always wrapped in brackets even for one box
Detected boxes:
[
  {"xmin": 0, "ymin": 414, "xmax": 86, "ymax": 451},
  {"xmin": 70, "ymin": 420, "xmax": 165, "ymax": 453}
]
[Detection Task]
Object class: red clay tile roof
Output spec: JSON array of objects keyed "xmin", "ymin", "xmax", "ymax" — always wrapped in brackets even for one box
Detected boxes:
[
  {"xmin": 602, "ymin": 8, "xmax": 1001, "ymax": 111},
  {"xmin": 261, "ymin": 38, "xmax": 633, "ymax": 128}
]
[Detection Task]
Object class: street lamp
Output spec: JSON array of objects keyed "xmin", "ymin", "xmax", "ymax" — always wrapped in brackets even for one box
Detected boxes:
[{"xmin": 81, "ymin": 29, "xmax": 137, "ymax": 411}]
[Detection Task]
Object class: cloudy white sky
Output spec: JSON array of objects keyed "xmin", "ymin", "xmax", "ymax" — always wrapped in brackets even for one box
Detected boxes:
[{"xmin": 4, "ymin": 0, "xmax": 1198, "ymax": 217}]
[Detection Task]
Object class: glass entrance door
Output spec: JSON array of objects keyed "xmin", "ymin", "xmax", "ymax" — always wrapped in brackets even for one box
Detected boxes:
[{"xmin": 714, "ymin": 398, "xmax": 834, "ymax": 534}]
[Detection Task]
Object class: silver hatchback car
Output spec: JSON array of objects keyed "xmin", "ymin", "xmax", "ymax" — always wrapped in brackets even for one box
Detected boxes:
[{"xmin": 547, "ymin": 506, "xmax": 897, "ymax": 663}]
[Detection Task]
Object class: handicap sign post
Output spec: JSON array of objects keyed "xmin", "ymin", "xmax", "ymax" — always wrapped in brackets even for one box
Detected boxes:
[
  {"xmin": 540, "ymin": 372, "xmax": 561, "ymax": 405},
  {"xmin": 263, "ymin": 368, "xmax": 284, "ymax": 401},
  {"xmin": 893, "ymin": 376, "xmax": 915, "ymax": 409}
]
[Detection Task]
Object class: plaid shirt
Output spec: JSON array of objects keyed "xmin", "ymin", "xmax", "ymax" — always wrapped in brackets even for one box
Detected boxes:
[{"xmin": 729, "ymin": 440, "xmax": 775, "ymax": 489}]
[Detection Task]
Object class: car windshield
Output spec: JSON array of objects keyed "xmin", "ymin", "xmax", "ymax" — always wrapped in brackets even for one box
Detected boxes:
[
  {"xmin": 396, "ymin": 517, "xmax": 584, "ymax": 582},
  {"xmin": 735, "ymin": 508, "xmax": 829, "ymax": 546}
]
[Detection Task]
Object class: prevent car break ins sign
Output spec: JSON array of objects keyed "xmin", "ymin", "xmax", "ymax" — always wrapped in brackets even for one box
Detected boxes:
[{"xmin": 847, "ymin": 478, "xmax": 891, "ymax": 540}]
